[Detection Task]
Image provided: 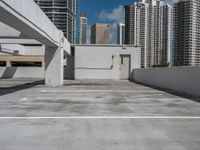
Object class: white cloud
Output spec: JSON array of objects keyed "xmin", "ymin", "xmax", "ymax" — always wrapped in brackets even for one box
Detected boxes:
[
  {"xmin": 98, "ymin": 5, "xmax": 124, "ymax": 23},
  {"xmin": 109, "ymin": 22, "xmax": 117, "ymax": 44},
  {"xmin": 164, "ymin": 0, "xmax": 178, "ymax": 4},
  {"xmin": 97, "ymin": 5, "xmax": 124, "ymax": 44}
]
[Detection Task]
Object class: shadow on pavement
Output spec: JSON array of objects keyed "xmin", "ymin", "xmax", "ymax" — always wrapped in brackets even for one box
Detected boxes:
[
  {"xmin": 1, "ymin": 67, "xmax": 18, "ymax": 78},
  {"xmin": 0, "ymin": 80, "xmax": 44, "ymax": 96}
]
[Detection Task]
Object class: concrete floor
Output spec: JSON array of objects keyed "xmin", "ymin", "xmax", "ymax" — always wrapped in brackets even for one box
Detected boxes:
[{"xmin": 0, "ymin": 79, "xmax": 200, "ymax": 149}]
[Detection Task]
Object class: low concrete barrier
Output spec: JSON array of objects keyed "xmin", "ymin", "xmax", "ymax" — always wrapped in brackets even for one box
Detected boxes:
[
  {"xmin": 0, "ymin": 67, "xmax": 44, "ymax": 79},
  {"xmin": 133, "ymin": 67, "xmax": 200, "ymax": 97}
]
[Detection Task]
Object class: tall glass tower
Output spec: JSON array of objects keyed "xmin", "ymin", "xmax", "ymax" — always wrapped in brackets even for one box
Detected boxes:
[
  {"xmin": 79, "ymin": 13, "xmax": 87, "ymax": 44},
  {"xmin": 75, "ymin": 0, "xmax": 80, "ymax": 44},
  {"xmin": 34, "ymin": 0, "xmax": 80, "ymax": 44}
]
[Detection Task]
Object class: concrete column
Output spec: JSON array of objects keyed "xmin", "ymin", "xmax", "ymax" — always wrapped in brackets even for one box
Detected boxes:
[
  {"xmin": 45, "ymin": 46, "xmax": 64, "ymax": 86},
  {"xmin": 6, "ymin": 60, "xmax": 11, "ymax": 67}
]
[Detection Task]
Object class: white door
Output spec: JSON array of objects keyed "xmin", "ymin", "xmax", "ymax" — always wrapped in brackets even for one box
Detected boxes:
[{"xmin": 120, "ymin": 55, "xmax": 131, "ymax": 80}]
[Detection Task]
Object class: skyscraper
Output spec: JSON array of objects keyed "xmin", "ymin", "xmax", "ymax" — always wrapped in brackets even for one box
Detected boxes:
[
  {"xmin": 125, "ymin": 0, "xmax": 172, "ymax": 68},
  {"xmin": 75, "ymin": 0, "xmax": 80, "ymax": 44},
  {"xmin": 79, "ymin": 13, "xmax": 87, "ymax": 44},
  {"xmin": 125, "ymin": 1, "xmax": 149, "ymax": 68},
  {"xmin": 34, "ymin": 0, "xmax": 80, "ymax": 44},
  {"xmin": 91, "ymin": 23, "xmax": 110, "ymax": 44},
  {"xmin": 117, "ymin": 23, "xmax": 125, "ymax": 45},
  {"xmin": 173, "ymin": 0, "xmax": 200, "ymax": 66}
]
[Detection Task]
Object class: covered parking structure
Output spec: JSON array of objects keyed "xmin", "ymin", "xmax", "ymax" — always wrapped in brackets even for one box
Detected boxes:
[{"xmin": 0, "ymin": 0, "xmax": 71, "ymax": 86}]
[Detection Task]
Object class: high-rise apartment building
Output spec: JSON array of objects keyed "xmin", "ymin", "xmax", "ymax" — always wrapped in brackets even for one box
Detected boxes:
[
  {"xmin": 125, "ymin": 1, "xmax": 148, "ymax": 68},
  {"xmin": 79, "ymin": 13, "xmax": 87, "ymax": 44},
  {"xmin": 117, "ymin": 23, "xmax": 125, "ymax": 45},
  {"xmin": 173, "ymin": 0, "xmax": 200, "ymax": 66},
  {"xmin": 91, "ymin": 23, "xmax": 110, "ymax": 44},
  {"xmin": 34, "ymin": 0, "xmax": 80, "ymax": 44},
  {"xmin": 75, "ymin": 0, "xmax": 80, "ymax": 44},
  {"xmin": 125, "ymin": 0, "xmax": 172, "ymax": 68}
]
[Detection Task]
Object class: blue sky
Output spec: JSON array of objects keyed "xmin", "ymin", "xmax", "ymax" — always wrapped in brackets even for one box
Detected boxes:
[
  {"xmin": 80, "ymin": 0, "xmax": 176, "ymax": 43},
  {"xmin": 80, "ymin": 0, "xmax": 135, "ymax": 25},
  {"xmin": 80, "ymin": 0, "xmax": 136, "ymax": 43}
]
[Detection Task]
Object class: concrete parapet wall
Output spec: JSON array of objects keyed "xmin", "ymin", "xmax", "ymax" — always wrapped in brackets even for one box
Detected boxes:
[
  {"xmin": 75, "ymin": 69, "xmax": 120, "ymax": 80},
  {"xmin": 0, "ymin": 67, "xmax": 44, "ymax": 79},
  {"xmin": 133, "ymin": 67, "xmax": 200, "ymax": 97}
]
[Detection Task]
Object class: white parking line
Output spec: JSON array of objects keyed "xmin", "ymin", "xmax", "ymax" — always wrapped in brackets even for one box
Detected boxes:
[
  {"xmin": 0, "ymin": 116, "xmax": 200, "ymax": 119},
  {"xmin": 41, "ymin": 90, "xmax": 167, "ymax": 93}
]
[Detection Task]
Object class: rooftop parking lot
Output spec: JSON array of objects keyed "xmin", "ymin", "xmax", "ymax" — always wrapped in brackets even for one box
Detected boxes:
[{"xmin": 0, "ymin": 79, "xmax": 200, "ymax": 150}]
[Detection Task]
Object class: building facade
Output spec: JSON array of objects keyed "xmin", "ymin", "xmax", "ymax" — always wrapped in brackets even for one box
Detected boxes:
[
  {"xmin": 125, "ymin": 0, "xmax": 172, "ymax": 68},
  {"xmin": 73, "ymin": 45, "xmax": 141, "ymax": 80},
  {"xmin": 173, "ymin": 0, "xmax": 200, "ymax": 66},
  {"xmin": 117, "ymin": 23, "xmax": 125, "ymax": 45},
  {"xmin": 0, "ymin": 44, "xmax": 45, "ymax": 68},
  {"xmin": 91, "ymin": 23, "xmax": 110, "ymax": 44},
  {"xmin": 125, "ymin": 1, "xmax": 148, "ymax": 68},
  {"xmin": 75, "ymin": 0, "xmax": 80, "ymax": 44},
  {"xmin": 34, "ymin": 0, "xmax": 80, "ymax": 44},
  {"xmin": 79, "ymin": 13, "xmax": 87, "ymax": 44}
]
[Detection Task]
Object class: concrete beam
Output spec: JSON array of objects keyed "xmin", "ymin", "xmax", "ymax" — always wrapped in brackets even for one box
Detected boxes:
[
  {"xmin": 0, "ymin": 0, "xmax": 60, "ymax": 47},
  {"xmin": 0, "ymin": 22, "xmax": 21, "ymax": 37},
  {"xmin": 0, "ymin": 39, "xmax": 41, "ymax": 44},
  {"xmin": 0, "ymin": 1, "xmax": 70, "ymax": 53},
  {"xmin": 0, "ymin": 22, "xmax": 33, "ymax": 39}
]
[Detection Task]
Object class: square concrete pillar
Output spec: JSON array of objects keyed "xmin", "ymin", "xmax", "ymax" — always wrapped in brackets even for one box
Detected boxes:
[
  {"xmin": 6, "ymin": 61, "xmax": 11, "ymax": 67},
  {"xmin": 45, "ymin": 46, "xmax": 64, "ymax": 86}
]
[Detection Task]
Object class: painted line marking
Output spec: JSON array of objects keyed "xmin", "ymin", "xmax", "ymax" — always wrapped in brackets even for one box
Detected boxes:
[
  {"xmin": 0, "ymin": 116, "xmax": 200, "ymax": 119},
  {"xmin": 41, "ymin": 90, "xmax": 168, "ymax": 93},
  {"xmin": 35, "ymin": 94, "xmax": 164, "ymax": 100}
]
